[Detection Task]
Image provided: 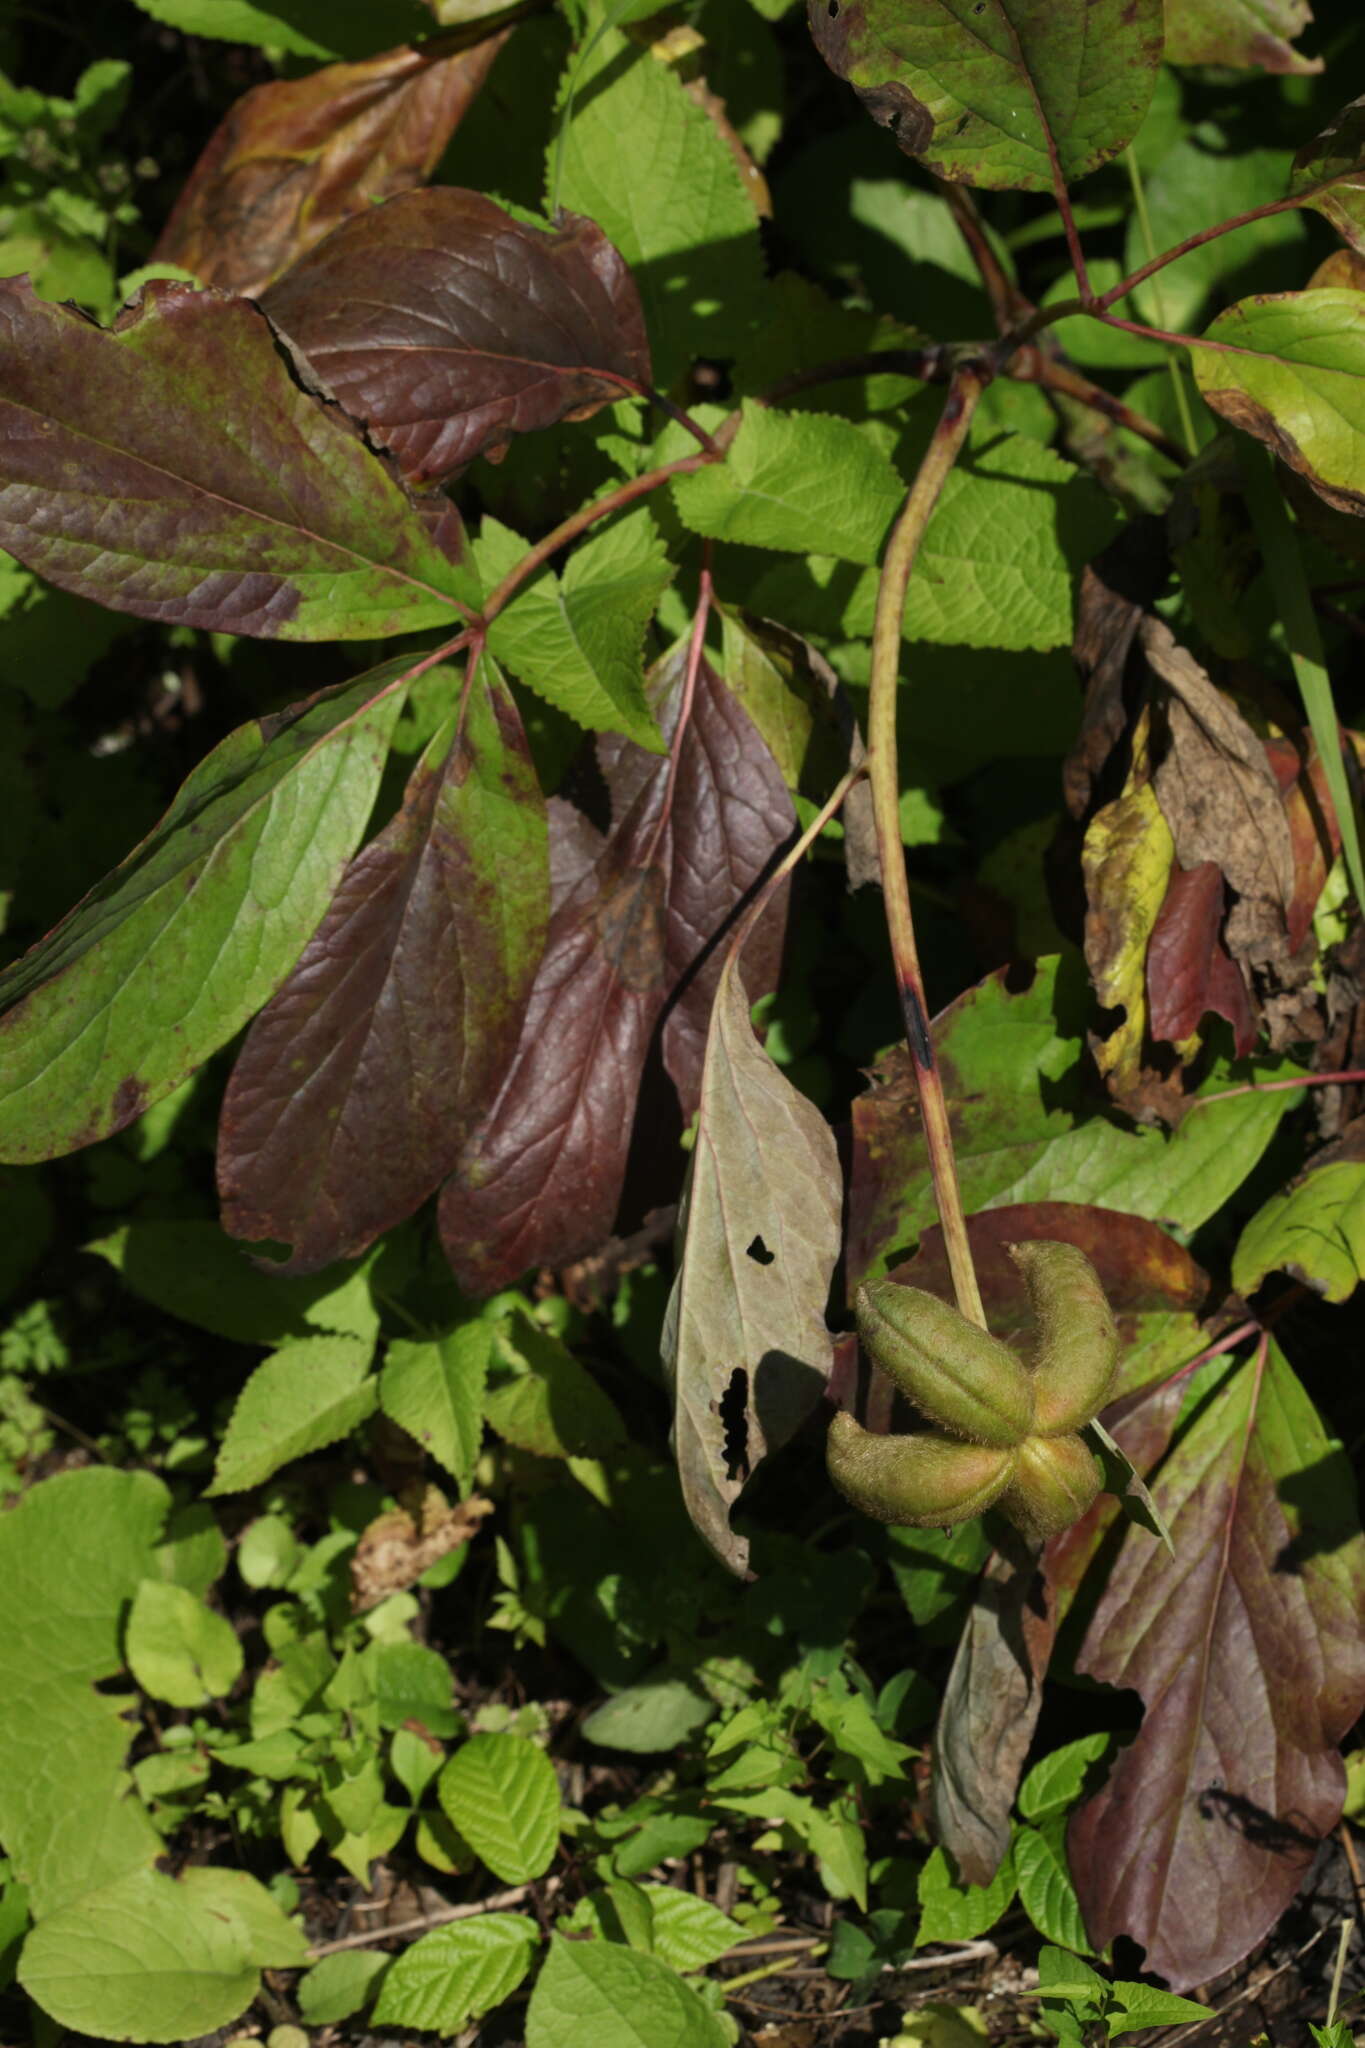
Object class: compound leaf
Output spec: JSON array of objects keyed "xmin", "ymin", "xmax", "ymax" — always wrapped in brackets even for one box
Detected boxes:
[
  {"xmin": 218, "ymin": 666, "xmax": 548, "ymax": 1272},
  {"xmin": 262, "ymin": 188, "xmax": 651, "ymax": 483},
  {"xmin": 0, "ymin": 663, "xmax": 409, "ymax": 1164},
  {"xmin": 0, "ymin": 280, "xmax": 475, "ymax": 637},
  {"xmin": 807, "ymin": 0, "xmax": 1163, "ymax": 193}
]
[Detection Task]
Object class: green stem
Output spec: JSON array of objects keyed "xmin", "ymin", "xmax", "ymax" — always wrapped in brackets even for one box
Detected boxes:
[
  {"xmin": 1237, "ymin": 441, "xmax": 1365, "ymax": 917},
  {"xmin": 868, "ymin": 370, "xmax": 988, "ymax": 1329},
  {"xmin": 1124, "ymin": 147, "xmax": 1200, "ymax": 459}
]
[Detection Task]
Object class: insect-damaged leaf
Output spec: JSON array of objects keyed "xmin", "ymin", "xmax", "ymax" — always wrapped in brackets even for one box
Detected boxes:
[
  {"xmin": 1290, "ymin": 97, "xmax": 1365, "ymax": 257},
  {"xmin": 218, "ymin": 664, "xmax": 548, "ymax": 1273},
  {"xmin": 0, "ymin": 660, "xmax": 410, "ymax": 1164},
  {"xmin": 1192, "ymin": 289, "xmax": 1365, "ymax": 519},
  {"xmin": 806, "ymin": 0, "xmax": 1162, "ymax": 193},
  {"xmin": 1065, "ymin": 1339, "xmax": 1365, "ymax": 1989},
  {"xmin": 0, "ymin": 280, "xmax": 474, "ymax": 637},
  {"xmin": 440, "ymin": 643, "xmax": 793, "ymax": 1294},
  {"xmin": 1164, "ymin": 0, "xmax": 1321, "ymax": 75},
  {"xmin": 663, "ymin": 941, "xmax": 840, "ymax": 1578},
  {"xmin": 152, "ymin": 32, "xmax": 509, "ymax": 299},
  {"xmin": 261, "ymin": 189, "xmax": 651, "ymax": 484}
]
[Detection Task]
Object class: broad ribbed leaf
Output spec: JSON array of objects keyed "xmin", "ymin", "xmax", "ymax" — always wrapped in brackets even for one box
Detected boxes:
[
  {"xmin": 441, "ymin": 644, "xmax": 791, "ymax": 1292},
  {"xmin": 806, "ymin": 0, "xmax": 1162, "ymax": 192},
  {"xmin": 671, "ymin": 402, "xmax": 903, "ymax": 563},
  {"xmin": 598, "ymin": 645, "xmax": 795, "ymax": 1120},
  {"xmin": 152, "ymin": 34, "xmax": 508, "ymax": 298},
  {"xmin": 1067, "ymin": 1341, "xmax": 1365, "ymax": 1988},
  {"xmin": 0, "ymin": 280, "xmax": 474, "ymax": 635},
  {"xmin": 1192, "ymin": 289, "xmax": 1365, "ymax": 517},
  {"xmin": 1164, "ymin": 0, "xmax": 1321, "ymax": 75},
  {"xmin": 218, "ymin": 665, "xmax": 548, "ymax": 1272},
  {"xmin": 527, "ymin": 1934, "xmax": 728, "ymax": 2048},
  {"xmin": 262, "ymin": 189, "xmax": 651, "ymax": 483},
  {"xmin": 663, "ymin": 941, "xmax": 840, "ymax": 1577},
  {"xmin": 0, "ymin": 662, "xmax": 409, "ymax": 1164},
  {"xmin": 1233, "ymin": 1127, "xmax": 1365, "ymax": 1303},
  {"xmin": 438, "ymin": 1733, "xmax": 560, "ymax": 1883},
  {"xmin": 371, "ymin": 1914, "xmax": 537, "ymax": 2034},
  {"xmin": 1290, "ymin": 98, "xmax": 1365, "ymax": 258}
]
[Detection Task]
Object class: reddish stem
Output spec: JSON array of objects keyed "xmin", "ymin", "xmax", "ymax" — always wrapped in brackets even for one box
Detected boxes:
[
  {"xmin": 1192, "ymin": 1068, "xmax": 1365, "ymax": 1109},
  {"xmin": 647, "ymin": 551, "xmax": 714, "ymax": 862},
  {"xmin": 1097, "ymin": 186, "xmax": 1340, "ymax": 312}
]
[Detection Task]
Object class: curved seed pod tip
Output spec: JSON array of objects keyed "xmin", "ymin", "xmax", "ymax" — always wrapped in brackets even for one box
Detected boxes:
[
  {"xmin": 826, "ymin": 1412, "xmax": 1016, "ymax": 1527},
  {"xmin": 1008, "ymin": 1239, "xmax": 1119, "ymax": 1433},
  {"xmin": 855, "ymin": 1279, "xmax": 1034, "ymax": 1447},
  {"xmin": 997, "ymin": 1429, "xmax": 1101, "ymax": 1539}
]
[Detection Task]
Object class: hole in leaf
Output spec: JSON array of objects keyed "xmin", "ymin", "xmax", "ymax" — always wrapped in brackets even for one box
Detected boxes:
[
  {"xmin": 719, "ymin": 1368, "xmax": 750, "ymax": 1483},
  {"xmin": 827, "ymin": 1, "xmax": 839, "ymax": 15},
  {"xmin": 746, "ymin": 1235, "xmax": 775, "ymax": 1266}
]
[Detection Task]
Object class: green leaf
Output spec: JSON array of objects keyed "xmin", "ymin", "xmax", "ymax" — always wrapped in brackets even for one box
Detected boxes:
[
  {"xmin": 479, "ymin": 515, "xmax": 669, "ymax": 750},
  {"xmin": 807, "ymin": 0, "xmax": 1162, "ymax": 193},
  {"xmin": 1291, "ymin": 98, "xmax": 1365, "ymax": 255},
  {"xmin": 124, "ymin": 1581, "xmax": 243, "ymax": 1709},
  {"xmin": 713, "ymin": 1788, "xmax": 868, "ymax": 1906},
  {"xmin": 916, "ymin": 1844, "xmax": 1017, "ymax": 1946},
  {"xmin": 438, "ymin": 1733, "xmax": 561, "ymax": 1884},
  {"xmin": 380, "ymin": 1323, "xmax": 492, "ymax": 1492},
  {"xmin": 0, "ymin": 665, "xmax": 409, "ymax": 1163},
  {"xmin": 371, "ymin": 1913, "xmax": 538, "ymax": 2032},
  {"xmin": 1163, "ymin": 0, "xmax": 1321, "ymax": 75},
  {"xmin": 485, "ymin": 1310, "xmax": 625, "ymax": 1459},
  {"xmin": 849, "ymin": 956, "xmax": 1299, "ymax": 1282},
  {"xmin": 1191, "ymin": 289, "xmax": 1365, "ymax": 517},
  {"xmin": 0, "ymin": 282, "xmax": 473, "ymax": 638},
  {"xmin": 1107, "ymin": 1982, "xmax": 1214, "ymax": 2035},
  {"xmin": 88, "ymin": 1220, "xmax": 379, "ymax": 1345},
  {"xmin": 899, "ymin": 434, "xmax": 1119, "ymax": 651},
  {"xmin": 296, "ymin": 1950, "xmax": 390, "ymax": 2027},
  {"xmin": 18, "ymin": 1866, "xmax": 305, "ymax": 2043},
  {"xmin": 0, "ymin": 1469, "xmax": 168, "ymax": 1916},
  {"xmin": 527, "ymin": 1933, "xmax": 728, "ymax": 2048},
  {"xmin": 207, "ymin": 1336, "xmax": 377, "ymax": 1495},
  {"xmin": 581, "ymin": 1677, "xmax": 715, "ymax": 1753},
  {"xmin": 126, "ymin": 0, "xmax": 432, "ymax": 63},
  {"xmin": 563, "ymin": 1883, "xmax": 742, "ymax": 1970},
  {"xmin": 1126, "ymin": 142, "xmax": 1303, "ymax": 333},
  {"xmin": 552, "ymin": 29, "xmax": 763, "ymax": 378},
  {"xmin": 1013, "ymin": 1820, "xmax": 1092, "ymax": 1955},
  {"xmin": 672, "ymin": 404, "xmax": 904, "ymax": 562},
  {"xmin": 1018, "ymin": 1735, "xmax": 1114, "ymax": 1822},
  {"xmin": 368, "ymin": 1641, "xmax": 459, "ymax": 1738},
  {"xmin": 1233, "ymin": 1147, "xmax": 1365, "ymax": 1301}
]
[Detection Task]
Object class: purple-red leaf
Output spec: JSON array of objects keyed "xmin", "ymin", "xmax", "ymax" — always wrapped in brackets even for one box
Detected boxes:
[
  {"xmin": 600, "ymin": 650, "xmax": 795, "ymax": 1122},
  {"xmin": 151, "ymin": 33, "xmax": 509, "ymax": 300},
  {"xmin": 260, "ymin": 189, "xmax": 651, "ymax": 485},
  {"xmin": 1064, "ymin": 1337, "xmax": 1365, "ymax": 1988},
  {"xmin": 0, "ymin": 279, "xmax": 473, "ymax": 638},
  {"xmin": 1146, "ymin": 861, "xmax": 1257, "ymax": 1056},
  {"xmin": 440, "ymin": 642, "xmax": 793, "ymax": 1294},
  {"xmin": 218, "ymin": 664, "xmax": 548, "ymax": 1272}
]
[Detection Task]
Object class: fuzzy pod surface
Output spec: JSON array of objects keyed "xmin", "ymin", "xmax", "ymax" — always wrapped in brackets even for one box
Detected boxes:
[{"xmin": 855, "ymin": 1280, "xmax": 1035, "ymax": 1447}]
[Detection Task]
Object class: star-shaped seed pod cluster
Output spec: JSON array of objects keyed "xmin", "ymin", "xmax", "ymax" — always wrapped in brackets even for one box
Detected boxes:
[{"xmin": 827, "ymin": 1241, "xmax": 1119, "ymax": 1539}]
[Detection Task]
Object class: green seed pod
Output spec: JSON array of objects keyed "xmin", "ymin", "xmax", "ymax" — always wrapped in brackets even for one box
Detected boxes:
[
  {"xmin": 1008, "ymin": 1241, "xmax": 1119, "ymax": 1433},
  {"xmin": 997, "ymin": 1430, "xmax": 1100, "ymax": 1539},
  {"xmin": 855, "ymin": 1280, "xmax": 1035, "ymax": 1447},
  {"xmin": 827, "ymin": 1412, "xmax": 1016, "ymax": 1526}
]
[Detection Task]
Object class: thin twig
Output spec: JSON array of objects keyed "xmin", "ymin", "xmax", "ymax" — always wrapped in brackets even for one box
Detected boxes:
[
  {"xmin": 1190, "ymin": 1068, "xmax": 1365, "ymax": 1109},
  {"xmin": 867, "ymin": 368, "xmax": 989, "ymax": 1327},
  {"xmin": 1011, "ymin": 347, "xmax": 1188, "ymax": 464},
  {"xmin": 306, "ymin": 1883, "xmax": 543, "ymax": 1959},
  {"xmin": 1149, "ymin": 1919, "xmax": 1332, "ymax": 2045},
  {"xmin": 935, "ymin": 178, "xmax": 1029, "ymax": 332},
  {"xmin": 1098, "ymin": 183, "xmax": 1342, "ymax": 313}
]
